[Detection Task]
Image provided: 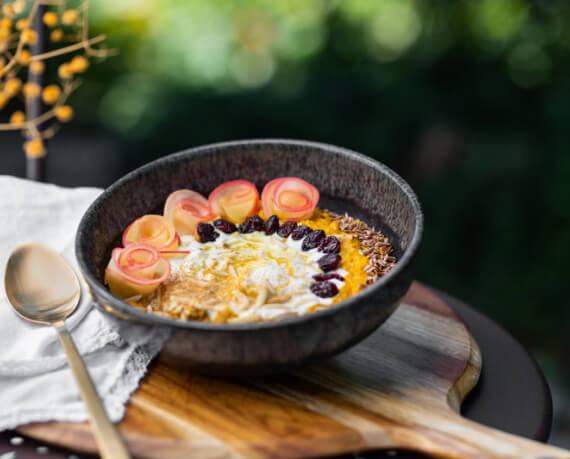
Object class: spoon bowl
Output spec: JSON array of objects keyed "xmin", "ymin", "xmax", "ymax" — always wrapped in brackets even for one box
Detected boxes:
[
  {"xmin": 5, "ymin": 243, "xmax": 80, "ymax": 325},
  {"xmin": 4, "ymin": 242, "xmax": 130, "ymax": 459}
]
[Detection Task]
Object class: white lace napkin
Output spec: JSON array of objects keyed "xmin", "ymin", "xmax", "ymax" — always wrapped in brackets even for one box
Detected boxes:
[{"xmin": 0, "ymin": 175, "xmax": 170, "ymax": 430}]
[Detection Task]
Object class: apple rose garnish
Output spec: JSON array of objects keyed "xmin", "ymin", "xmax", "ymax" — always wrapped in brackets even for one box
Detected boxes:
[
  {"xmin": 123, "ymin": 214, "xmax": 180, "ymax": 252},
  {"xmin": 208, "ymin": 180, "xmax": 259, "ymax": 224},
  {"xmin": 104, "ymin": 243, "xmax": 170, "ymax": 299},
  {"xmin": 262, "ymin": 177, "xmax": 319, "ymax": 221},
  {"xmin": 164, "ymin": 189, "xmax": 216, "ymax": 237}
]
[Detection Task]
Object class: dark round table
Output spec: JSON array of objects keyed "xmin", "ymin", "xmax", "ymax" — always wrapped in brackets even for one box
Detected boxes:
[{"xmin": 0, "ymin": 287, "xmax": 553, "ymax": 458}]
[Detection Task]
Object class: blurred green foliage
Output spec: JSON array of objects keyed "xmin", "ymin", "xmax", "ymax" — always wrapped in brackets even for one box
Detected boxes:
[{"xmin": 69, "ymin": 0, "xmax": 570, "ymax": 370}]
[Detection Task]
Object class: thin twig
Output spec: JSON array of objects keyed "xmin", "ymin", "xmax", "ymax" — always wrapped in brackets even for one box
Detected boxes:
[
  {"xmin": 30, "ymin": 34, "xmax": 106, "ymax": 60},
  {"xmin": 80, "ymin": 3, "xmax": 116, "ymax": 57},
  {"xmin": 0, "ymin": 37, "xmax": 25, "ymax": 79},
  {"xmin": 40, "ymin": 124, "xmax": 60, "ymax": 139}
]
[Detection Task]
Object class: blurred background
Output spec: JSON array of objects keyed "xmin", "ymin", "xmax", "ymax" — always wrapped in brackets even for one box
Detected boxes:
[{"xmin": 1, "ymin": 0, "xmax": 569, "ymax": 447}]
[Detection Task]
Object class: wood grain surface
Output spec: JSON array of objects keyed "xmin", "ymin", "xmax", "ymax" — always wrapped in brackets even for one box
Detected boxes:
[{"xmin": 18, "ymin": 282, "xmax": 570, "ymax": 458}]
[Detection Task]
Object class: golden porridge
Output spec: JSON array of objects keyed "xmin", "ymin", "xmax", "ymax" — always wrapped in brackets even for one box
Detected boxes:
[{"xmin": 105, "ymin": 177, "xmax": 395, "ymax": 323}]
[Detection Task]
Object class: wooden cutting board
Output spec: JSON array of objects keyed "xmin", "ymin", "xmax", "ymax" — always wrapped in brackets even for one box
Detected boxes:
[{"xmin": 18, "ymin": 282, "xmax": 570, "ymax": 458}]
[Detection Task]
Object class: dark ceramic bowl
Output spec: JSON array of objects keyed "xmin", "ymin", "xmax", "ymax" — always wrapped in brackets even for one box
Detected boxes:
[{"xmin": 76, "ymin": 139, "xmax": 423, "ymax": 374}]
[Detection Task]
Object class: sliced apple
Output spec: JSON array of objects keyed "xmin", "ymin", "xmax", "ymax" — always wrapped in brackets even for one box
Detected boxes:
[
  {"xmin": 164, "ymin": 189, "xmax": 215, "ymax": 237},
  {"xmin": 105, "ymin": 243, "xmax": 170, "ymax": 298},
  {"xmin": 262, "ymin": 177, "xmax": 319, "ymax": 221},
  {"xmin": 122, "ymin": 214, "xmax": 179, "ymax": 252},
  {"xmin": 261, "ymin": 178, "xmax": 281, "ymax": 219},
  {"xmin": 208, "ymin": 180, "xmax": 259, "ymax": 224}
]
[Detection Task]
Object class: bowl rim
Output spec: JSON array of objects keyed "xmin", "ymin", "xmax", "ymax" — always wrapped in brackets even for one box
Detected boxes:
[{"xmin": 76, "ymin": 138, "xmax": 423, "ymax": 331}]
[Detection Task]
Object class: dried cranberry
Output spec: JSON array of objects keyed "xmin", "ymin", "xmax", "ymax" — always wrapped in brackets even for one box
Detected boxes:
[
  {"xmin": 197, "ymin": 223, "xmax": 219, "ymax": 243},
  {"xmin": 277, "ymin": 221, "xmax": 297, "ymax": 237},
  {"xmin": 319, "ymin": 236, "xmax": 341, "ymax": 254},
  {"xmin": 313, "ymin": 273, "xmax": 345, "ymax": 282},
  {"xmin": 291, "ymin": 225, "xmax": 312, "ymax": 240},
  {"xmin": 213, "ymin": 219, "xmax": 237, "ymax": 234},
  {"xmin": 302, "ymin": 229, "xmax": 325, "ymax": 251},
  {"xmin": 248, "ymin": 215, "xmax": 265, "ymax": 231},
  {"xmin": 238, "ymin": 216, "xmax": 263, "ymax": 233},
  {"xmin": 317, "ymin": 253, "xmax": 341, "ymax": 272},
  {"xmin": 310, "ymin": 281, "xmax": 339, "ymax": 298},
  {"xmin": 265, "ymin": 215, "xmax": 279, "ymax": 235},
  {"xmin": 238, "ymin": 221, "xmax": 253, "ymax": 233}
]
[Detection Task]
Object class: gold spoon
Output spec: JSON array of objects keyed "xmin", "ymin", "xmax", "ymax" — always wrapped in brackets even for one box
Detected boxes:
[{"xmin": 4, "ymin": 243, "xmax": 130, "ymax": 459}]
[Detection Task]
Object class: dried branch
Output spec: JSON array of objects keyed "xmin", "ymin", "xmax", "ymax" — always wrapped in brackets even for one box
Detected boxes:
[
  {"xmin": 0, "ymin": 0, "xmax": 115, "ymax": 157},
  {"xmin": 30, "ymin": 33, "xmax": 106, "ymax": 61}
]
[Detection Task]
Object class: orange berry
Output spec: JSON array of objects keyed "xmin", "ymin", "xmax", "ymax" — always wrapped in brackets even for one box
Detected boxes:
[
  {"xmin": 2, "ymin": 4, "xmax": 15, "ymax": 18},
  {"xmin": 43, "ymin": 11, "xmax": 58, "ymax": 27},
  {"xmin": 4, "ymin": 78, "xmax": 21, "ymax": 96},
  {"xmin": 42, "ymin": 85, "xmax": 60, "ymax": 104},
  {"xmin": 22, "ymin": 82, "xmax": 41, "ymax": 98},
  {"xmin": 55, "ymin": 105, "xmax": 73, "ymax": 122},
  {"xmin": 58, "ymin": 63, "xmax": 72, "ymax": 79},
  {"xmin": 50, "ymin": 28, "xmax": 63, "ymax": 42},
  {"xmin": 69, "ymin": 55, "xmax": 88, "ymax": 73},
  {"xmin": 10, "ymin": 110, "xmax": 26, "ymax": 125},
  {"xmin": 29, "ymin": 60, "xmax": 45, "ymax": 74},
  {"xmin": 61, "ymin": 10, "xmax": 79, "ymax": 25},
  {"xmin": 18, "ymin": 49, "xmax": 31, "ymax": 65},
  {"xmin": 0, "ymin": 18, "xmax": 13, "ymax": 30},
  {"xmin": 24, "ymin": 137, "xmax": 45, "ymax": 158},
  {"xmin": 0, "ymin": 93, "xmax": 8, "ymax": 109},
  {"xmin": 21, "ymin": 29, "xmax": 37, "ymax": 45},
  {"xmin": 0, "ymin": 27, "xmax": 10, "ymax": 41},
  {"xmin": 15, "ymin": 18, "xmax": 30, "ymax": 31},
  {"xmin": 13, "ymin": 0, "xmax": 25, "ymax": 14}
]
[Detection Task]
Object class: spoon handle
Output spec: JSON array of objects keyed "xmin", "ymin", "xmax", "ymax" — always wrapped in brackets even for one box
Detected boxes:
[{"xmin": 55, "ymin": 322, "xmax": 131, "ymax": 459}]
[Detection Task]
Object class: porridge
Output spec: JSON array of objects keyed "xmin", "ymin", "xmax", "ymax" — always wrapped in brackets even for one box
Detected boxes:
[{"xmin": 104, "ymin": 177, "xmax": 396, "ymax": 323}]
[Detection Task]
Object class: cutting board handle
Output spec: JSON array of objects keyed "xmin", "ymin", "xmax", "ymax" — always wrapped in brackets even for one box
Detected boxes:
[{"xmin": 407, "ymin": 413, "xmax": 570, "ymax": 459}]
